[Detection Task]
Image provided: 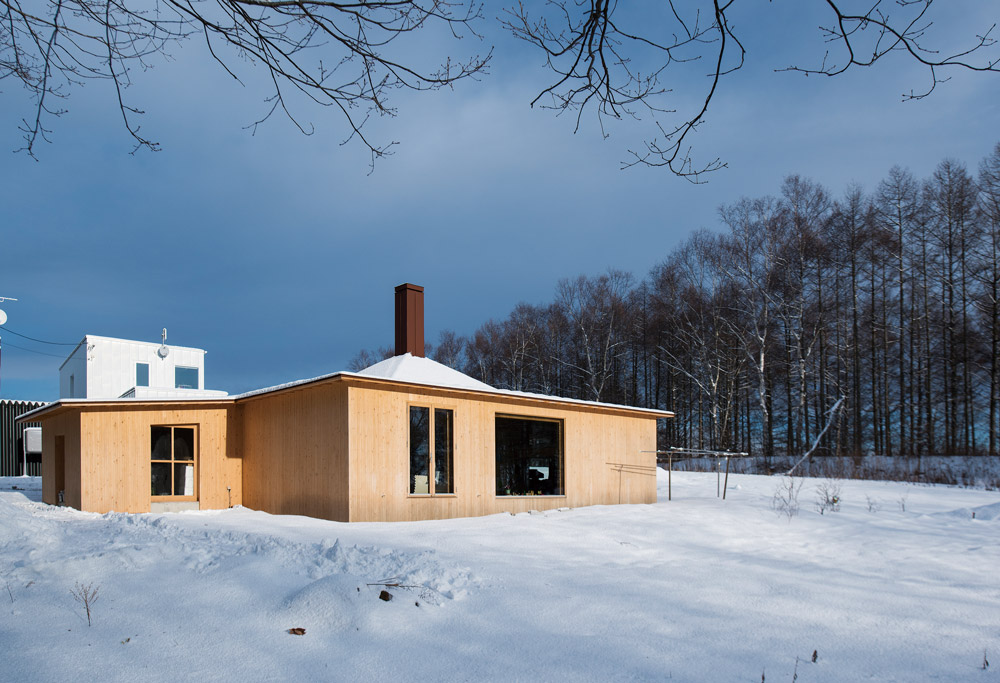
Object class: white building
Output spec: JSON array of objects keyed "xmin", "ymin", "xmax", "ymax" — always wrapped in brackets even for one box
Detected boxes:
[{"xmin": 58, "ymin": 334, "xmax": 228, "ymax": 400}]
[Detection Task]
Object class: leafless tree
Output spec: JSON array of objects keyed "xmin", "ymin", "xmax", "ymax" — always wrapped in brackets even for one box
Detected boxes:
[
  {"xmin": 3, "ymin": 0, "xmax": 997, "ymax": 174},
  {"xmin": 431, "ymin": 329, "xmax": 468, "ymax": 370},
  {"xmin": 924, "ymin": 159, "xmax": 979, "ymax": 454},
  {"xmin": 348, "ymin": 345, "xmax": 394, "ymax": 371},
  {"xmin": 1, "ymin": 0, "xmax": 490, "ymax": 163},
  {"xmin": 875, "ymin": 166, "xmax": 921, "ymax": 456},
  {"xmin": 504, "ymin": 1, "xmax": 999, "ymax": 180},
  {"xmin": 555, "ymin": 270, "xmax": 632, "ymax": 401},
  {"xmin": 718, "ymin": 196, "xmax": 787, "ymax": 460},
  {"xmin": 976, "ymin": 144, "xmax": 1000, "ymax": 455},
  {"xmin": 352, "ymin": 143, "xmax": 1000, "ymax": 460},
  {"xmin": 653, "ymin": 231, "xmax": 744, "ymax": 451}
]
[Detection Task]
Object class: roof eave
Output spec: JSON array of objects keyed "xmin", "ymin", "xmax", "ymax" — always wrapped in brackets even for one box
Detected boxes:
[
  {"xmin": 339, "ymin": 374, "xmax": 675, "ymax": 419},
  {"xmin": 17, "ymin": 397, "xmax": 236, "ymax": 422}
]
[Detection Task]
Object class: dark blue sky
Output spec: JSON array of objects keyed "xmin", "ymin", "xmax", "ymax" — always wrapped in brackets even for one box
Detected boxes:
[{"xmin": 2, "ymin": 2, "xmax": 998, "ymax": 401}]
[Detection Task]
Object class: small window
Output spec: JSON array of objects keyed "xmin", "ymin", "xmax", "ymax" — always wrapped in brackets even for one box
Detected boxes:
[
  {"xmin": 495, "ymin": 415, "xmax": 564, "ymax": 496},
  {"xmin": 151, "ymin": 425, "xmax": 197, "ymax": 499},
  {"xmin": 409, "ymin": 406, "xmax": 454, "ymax": 495},
  {"xmin": 175, "ymin": 366, "xmax": 199, "ymax": 389},
  {"xmin": 136, "ymin": 363, "xmax": 150, "ymax": 387}
]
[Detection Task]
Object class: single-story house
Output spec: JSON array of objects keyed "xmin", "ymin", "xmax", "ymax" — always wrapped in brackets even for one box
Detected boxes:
[{"xmin": 20, "ymin": 284, "xmax": 672, "ymax": 522}]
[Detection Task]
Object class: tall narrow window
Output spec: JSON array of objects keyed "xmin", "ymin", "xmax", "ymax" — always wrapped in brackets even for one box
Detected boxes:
[
  {"xmin": 136, "ymin": 363, "xmax": 150, "ymax": 387},
  {"xmin": 408, "ymin": 406, "xmax": 455, "ymax": 495},
  {"xmin": 434, "ymin": 408, "xmax": 454, "ymax": 494},
  {"xmin": 409, "ymin": 407, "xmax": 430, "ymax": 494},
  {"xmin": 495, "ymin": 415, "xmax": 563, "ymax": 496},
  {"xmin": 175, "ymin": 366, "xmax": 199, "ymax": 389},
  {"xmin": 151, "ymin": 425, "xmax": 197, "ymax": 499}
]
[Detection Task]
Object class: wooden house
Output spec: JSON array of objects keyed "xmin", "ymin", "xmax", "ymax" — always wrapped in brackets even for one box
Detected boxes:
[{"xmin": 21, "ymin": 285, "xmax": 672, "ymax": 521}]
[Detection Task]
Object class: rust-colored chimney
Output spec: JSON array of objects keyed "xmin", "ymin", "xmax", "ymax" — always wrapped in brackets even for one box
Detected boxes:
[{"xmin": 394, "ymin": 283, "xmax": 425, "ymax": 357}]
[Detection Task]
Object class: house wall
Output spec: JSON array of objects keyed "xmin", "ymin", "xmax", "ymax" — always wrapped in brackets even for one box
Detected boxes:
[
  {"xmin": 86, "ymin": 337, "xmax": 208, "ymax": 398},
  {"xmin": 37, "ymin": 404, "xmax": 237, "ymax": 513},
  {"xmin": 39, "ymin": 411, "xmax": 82, "ymax": 508},
  {"xmin": 76, "ymin": 405, "xmax": 237, "ymax": 513},
  {"xmin": 29, "ymin": 376, "xmax": 659, "ymax": 522},
  {"xmin": 59, "ymin": 336, "xmax": 209, "ymax": 399},
  {"xmin": 240, "ymin": 382, "xmax": 350, "ymax": 521},
  {"xmin": 59, "ymin": 342, "xmax": 87, "ymax": 398},
  {"xmin": 346, "ymin": 381, "xmax": 658, "ymax": 522}
]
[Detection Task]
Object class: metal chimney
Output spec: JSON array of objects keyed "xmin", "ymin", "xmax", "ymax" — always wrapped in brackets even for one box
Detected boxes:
[{"xmin": 394, "ymin": 283, "xmax": 425, "ymax": 357}]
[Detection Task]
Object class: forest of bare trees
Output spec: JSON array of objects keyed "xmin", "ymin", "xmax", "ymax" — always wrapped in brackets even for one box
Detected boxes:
[{"xmin": 354, "ymin": 144, "xmax": 1000, "ymax": 462}]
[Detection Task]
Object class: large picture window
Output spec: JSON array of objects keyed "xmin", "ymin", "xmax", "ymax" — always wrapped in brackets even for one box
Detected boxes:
[
  {"xmin": 495, "ymin": 415, "xmax": 563, "ymax": 496},
  {"xmin": 151, "ymin": 425, "xmax": 197, "ymax": 499},
  {"xmin": 409, "ymin": 406, "xmax": 454, "ymax": 495}
]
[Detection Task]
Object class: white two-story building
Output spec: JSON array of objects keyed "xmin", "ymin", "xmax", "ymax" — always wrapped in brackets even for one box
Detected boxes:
[{"xmin": 59, "ymin": 333, "xmax": 228, "ymax": 400}]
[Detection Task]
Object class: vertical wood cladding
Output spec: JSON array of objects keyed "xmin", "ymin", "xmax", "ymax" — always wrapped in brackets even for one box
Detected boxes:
[
  {"xmin": 26, "ymin": 377, "xmax": 660, "ymax": 522},
  {"xmin": 34, "ymin": 403, "xmax": 236, "ymax": 513},
  {"xmin": 240, "ymin": 382, "xmax": 350, "ymax": 521},
  {"xmin": 346, "ymin": 381, "xmax": 657, "ymax": 522}
]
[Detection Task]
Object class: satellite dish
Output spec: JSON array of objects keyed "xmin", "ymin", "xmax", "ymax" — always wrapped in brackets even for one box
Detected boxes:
[
  {"xmin": 157, "ymin": 327, "xmax": 169, "ymax": 358},
  {"xmin": 0, "ymin": 309, "xmax": 6, "ymax": 325}
]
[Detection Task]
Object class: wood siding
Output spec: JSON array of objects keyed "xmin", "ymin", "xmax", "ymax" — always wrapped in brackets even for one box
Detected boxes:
[
  {"xmin": 27, "ymin": 375, "xmax": 661, "ymax": 522},
  {"xmin": 39, "ymin": 411, "xmax": 82, "ymax": 508},
  {"xmin": 36, "ymin": 404, "xmax": 237, "ymax": 514},
  {"xmin": 240, "ymin": 382, "xmax": 350, "ymax": 521},
  {"xmin": 78, "ymin": 405, "xmax": 237, "ymax": 513},
  {"xmin": 346, "ymin": 381, "xmax": 658, "ymax": 522}
]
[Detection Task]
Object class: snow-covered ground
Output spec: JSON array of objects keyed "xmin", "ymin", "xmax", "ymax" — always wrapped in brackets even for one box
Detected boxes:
[{"xmin": 1, "ymin": 471, "xmax": 998, "ymax": 682}]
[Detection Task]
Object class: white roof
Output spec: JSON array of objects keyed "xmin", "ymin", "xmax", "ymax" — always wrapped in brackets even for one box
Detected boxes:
[{"xmin": 355, "ymin": 354, "xmax": 495, "ymax": 392}]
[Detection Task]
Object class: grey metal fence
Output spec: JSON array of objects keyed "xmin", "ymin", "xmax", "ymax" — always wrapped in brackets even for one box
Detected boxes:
[{"xmin": 1, "ymin": 399, "xmax": 45, "ymax": 476}]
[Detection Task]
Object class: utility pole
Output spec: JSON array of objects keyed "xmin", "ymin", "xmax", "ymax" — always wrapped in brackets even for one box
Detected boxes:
[{"xmin": 0, "ymin": 296, "xmax": 18, "ymax": 396}]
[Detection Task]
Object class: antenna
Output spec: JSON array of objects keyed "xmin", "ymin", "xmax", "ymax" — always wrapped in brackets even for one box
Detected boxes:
[
  {"xmin": 0, "ymin": 295, "xmax": 15, "ymax": 326},
  {"xmin": 157, "ymin": 327, "xmax": 169, "ymax": 359}
]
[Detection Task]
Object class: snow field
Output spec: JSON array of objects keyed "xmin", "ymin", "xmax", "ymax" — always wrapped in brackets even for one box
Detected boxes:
[{"xmin": 1, "ymin": 471, "xmax": 998, "ymax": 682}]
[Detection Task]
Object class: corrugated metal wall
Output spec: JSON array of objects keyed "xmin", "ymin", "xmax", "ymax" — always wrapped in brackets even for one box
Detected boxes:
[{"xmin": 1, "ymin": 399, "xmax": 46, "ymax": 476}]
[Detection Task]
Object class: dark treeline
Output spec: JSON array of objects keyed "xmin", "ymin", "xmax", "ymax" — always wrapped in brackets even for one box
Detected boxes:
[{"xmin": 354, "ymin": 144, "xmax": 1000, "ymax": 461}]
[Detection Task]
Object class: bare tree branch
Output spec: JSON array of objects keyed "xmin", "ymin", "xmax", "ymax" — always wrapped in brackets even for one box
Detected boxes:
[
  {"xmin": 505, "ymin": 0, "xmax": 998, "ymax": 181},
  {"xmin": 2, "ymin": 0, "xmax": 491, "ymax": 161},
  {"xmin": 2, "ymin": 0, "xmax": 996, "ymax": 173}
]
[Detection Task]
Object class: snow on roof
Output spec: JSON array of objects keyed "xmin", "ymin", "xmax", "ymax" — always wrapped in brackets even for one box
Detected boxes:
[
  {"xmin": 347, "ymin": 354, "xmax": 670, "ymax": 416},
  {"xmin": 355, "ymin": 354, "xmax": 495, "ymax": 392}
]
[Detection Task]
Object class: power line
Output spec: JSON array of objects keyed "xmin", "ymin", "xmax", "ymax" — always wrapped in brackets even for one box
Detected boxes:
[
  {"xmin": 0, "ymin": 326, "xmax": 77, "ymax": 346},
  {"xmin": 0, "ymin": 341, "xmax": 70, "ymax": 359}
]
